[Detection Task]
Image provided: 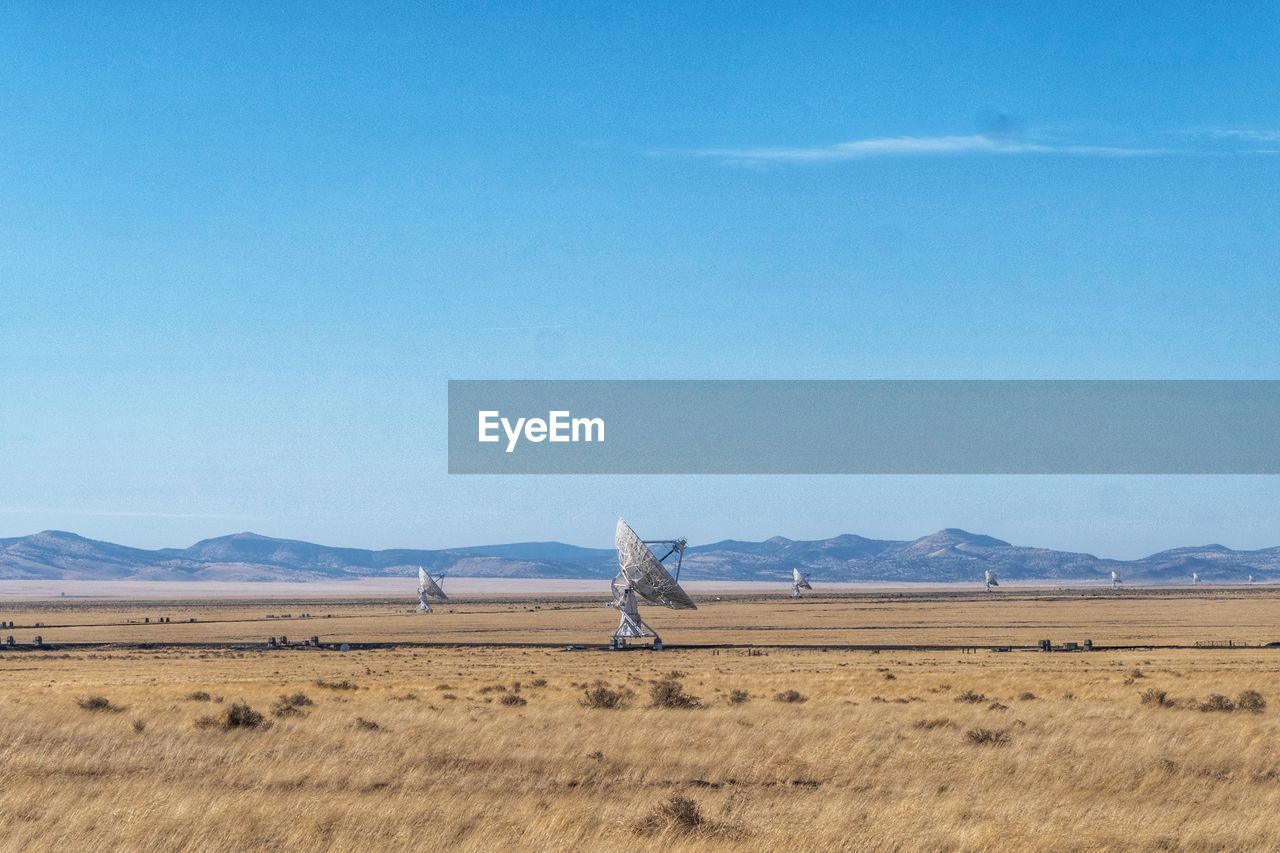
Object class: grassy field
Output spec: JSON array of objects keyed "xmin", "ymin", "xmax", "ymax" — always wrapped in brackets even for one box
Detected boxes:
[
  {"xmin": 3, "ymin": 590, "xmax": 1280, "ymax": 851},
  {"xmin": 3, "ymin": 586, "xmax": 1279, "ymax": 646}
]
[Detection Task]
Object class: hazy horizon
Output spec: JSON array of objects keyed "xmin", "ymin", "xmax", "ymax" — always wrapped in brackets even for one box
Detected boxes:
[{"xmin": 3, "ymin": 514, "xmax": 1277, "ymax": 564}]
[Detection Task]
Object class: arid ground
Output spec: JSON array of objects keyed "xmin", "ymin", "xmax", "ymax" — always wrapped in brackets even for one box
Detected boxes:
[{"xmin": 2, "ymin": 588, "xmax": 1280, "ymax": 851}]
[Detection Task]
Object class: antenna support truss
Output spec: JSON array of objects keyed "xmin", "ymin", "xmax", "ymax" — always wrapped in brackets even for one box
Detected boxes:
[{"xmin": 642, "ymin": 538, "xmax": 686, "ymax": 581}]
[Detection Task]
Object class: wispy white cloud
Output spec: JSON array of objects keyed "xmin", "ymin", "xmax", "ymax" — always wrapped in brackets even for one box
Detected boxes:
[
  {"xmin": 1190, "ymin": 128, "xmax": 1280, "ymax": 143},
  {"xmin": 690, "ymin": 133, "xmax": 1180, "ymax": 164}
]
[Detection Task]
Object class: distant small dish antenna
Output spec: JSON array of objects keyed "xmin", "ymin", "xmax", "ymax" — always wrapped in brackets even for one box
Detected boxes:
[
  {"xmin": 1249, "ymin": 574, "xmax": 1255, "ymax": 584},
  {"xmin": 791, "ymin": 568, "xmax": 813, "ymax": 598},
  {"xmin": 609, "ymin": 519, "xmax": 696, "ymax": 649},
  {"xmin": 1111, "ymin": 570, "xmax": 1122, "ymax": 589},
  {"xmin": 1192, "ymin": 571, "xmax": 1201, "ymax": 585},
  {"xmin": 984, "ymin": 569, "xmax": 999, "ymax": 592},
  {"xmin": 417, "ymin": 566, "xmax": 448, "ymax": 613}
]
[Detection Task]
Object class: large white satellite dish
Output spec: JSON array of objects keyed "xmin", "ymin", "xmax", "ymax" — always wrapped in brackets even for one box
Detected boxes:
[
  {"xmin": 1111, "ymin": 570, "xmax": 1122, "ymax": 589},
  {"xmin": 984, "ymin": 569, "xmax": 999, "ymax": 592},
  {"xmin": 791, "ymin": 568, "xmax": 813, "ymax": 598},
  {"xmin": 417, "ymin": 566, "xmax": 448, "ymax": 613},
  {"xmin": 1191, "ymin": 571, "xmax": 1201, "ymax": 585},
  {"xmin": 610, "ymin": 519, "xmax": 696, "ymax": 648}
]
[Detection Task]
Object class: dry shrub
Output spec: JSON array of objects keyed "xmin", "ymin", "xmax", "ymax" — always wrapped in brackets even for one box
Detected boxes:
[
  {"xmin": 1197, "ymin": 694, "xmax": 1235, "ymax": 713},
  {"xmin": 1140, "ymin": 688, "xmax": 1174, "ymax": 708},
  {"xmin": 987, "ymin": 702, "xmax": 1009, "ymax": 711},
  {"xmin": 954, "ymin": 691, "xmax": 986, "ymax": 704},
  {"xmin": 1236, "ymin": 690, "xmax": 1266, "ymax": 714},
  {"xmin": 635, "ymin": 794, "xmax": 703, "ymax": 836},
  {"xmin": 965, "ymin": 728, "xmax": 1011, "ymax": 746},
  {"xmin": 581, "ymin": 683, "xmax": 629, "ymax": 710},
  {"xmin": 913, "ymin": 718, "xmax": 955, "ymax": 730},
  {"xmin": 529, "ymin": 678, "xmax": 548, "ymax": 688},
  {"xmin": 650, "ymin": 679, "xmax": 701, "ymax": 709},
  {"xmin": 225, "ymin": 702, "xmax": 267, "ymax": 728},
  {"xmin": 315, "ymin": 679, "xmax": 358, "ymax": 691},
  {"xmin": 272, "ymin": 693, "xmax": 315, "ymax": 717},
  {"xmin": 186, "ymin": 691, "xmax": 212, "ymax": 702},
  {"xmin": 75, "ymin": 696, "xmax": 120, "ymax": 712},
  {"xmin": 774, "ymin": 689, "xmax": 807, "ymax": 704},
  {"xmin": 198, "ymin": 702, "xmax": 270, "ymax": 731},
  {"xmin": 1018, "ymin": 692, "xmax": 1037, "ymax": 701},
  {"xmin": 727, "ymin": 689, "xmax": 750, "ymax": 705},
  {"xmin": 131, "ymin": 719, "xmax": 146, "ymax": 734},
  {"xmin": 354, "ymin": 717, "xmax": 381, "ymax": 730},
  {"xmin": 499, "ymin": 693, "xmax": 528, "ymax": 707}
]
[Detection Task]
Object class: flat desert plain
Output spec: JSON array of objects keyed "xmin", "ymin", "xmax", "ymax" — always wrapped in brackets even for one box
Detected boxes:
[{"xmin": 2, "ymin": 587, "xmax": 1280, "ymax": 851}]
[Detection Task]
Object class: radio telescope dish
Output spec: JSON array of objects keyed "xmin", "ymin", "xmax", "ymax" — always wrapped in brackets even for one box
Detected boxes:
[
  {"xmin": 1249, "ymin": 574, "xmax": 1256, "ymax": 584},
  {"xmin": 791, "ymin": 568, "xmax": 813, "ymax": 598},
  {"xmin": 610, "ymin": 519, "xmax": 696, "ymax": 648},
  {"xmin": 984, "ymin": 569, "xmax": 999, "ymax": 592},
  {"xmin": 1111, "ymin": 570, "xmax": 1122, "ymax": 589},
  {"xmin": 417, "ymin": 566, "xmax": 448, "ymax": 613},
  {"xmin": 1191, "ymin": 571, "xmax": 1201, "ymax": 585}
]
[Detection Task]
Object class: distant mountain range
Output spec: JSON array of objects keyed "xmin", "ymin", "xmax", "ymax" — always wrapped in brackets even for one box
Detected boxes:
[{"xmin": 1, "ymin": 528, "xmax": 1278, "ymax": 584}]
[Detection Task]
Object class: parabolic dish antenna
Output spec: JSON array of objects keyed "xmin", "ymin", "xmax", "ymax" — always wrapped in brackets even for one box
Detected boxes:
[
  {"xmin": 610, "ymin": 519, "xmax": 696, "ymax": 648},
  {"xmin": 791, "ymin": 568, "xmax": 813, "ymax": 598},
  {"xmin": 984, "ymin": 569, "xmax": 999, "ymax": 592},
  {"xmin": 417, "ymin": 566, "xmax": 448, "ymax": 613},
  {"xmin": 1111, "ymin": 570, "xmax": 1122, "ymax": 589}
]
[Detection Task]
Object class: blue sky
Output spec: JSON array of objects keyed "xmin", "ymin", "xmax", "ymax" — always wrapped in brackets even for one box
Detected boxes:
[{"xmin": 2, "ymin": 3, "xmax": 1278, "ymax": 557}]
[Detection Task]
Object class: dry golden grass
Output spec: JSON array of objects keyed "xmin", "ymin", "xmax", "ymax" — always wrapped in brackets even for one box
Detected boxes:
[{"xmin": 2, "ymin": 591, "xmax": 1280, "ymax": 851}]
